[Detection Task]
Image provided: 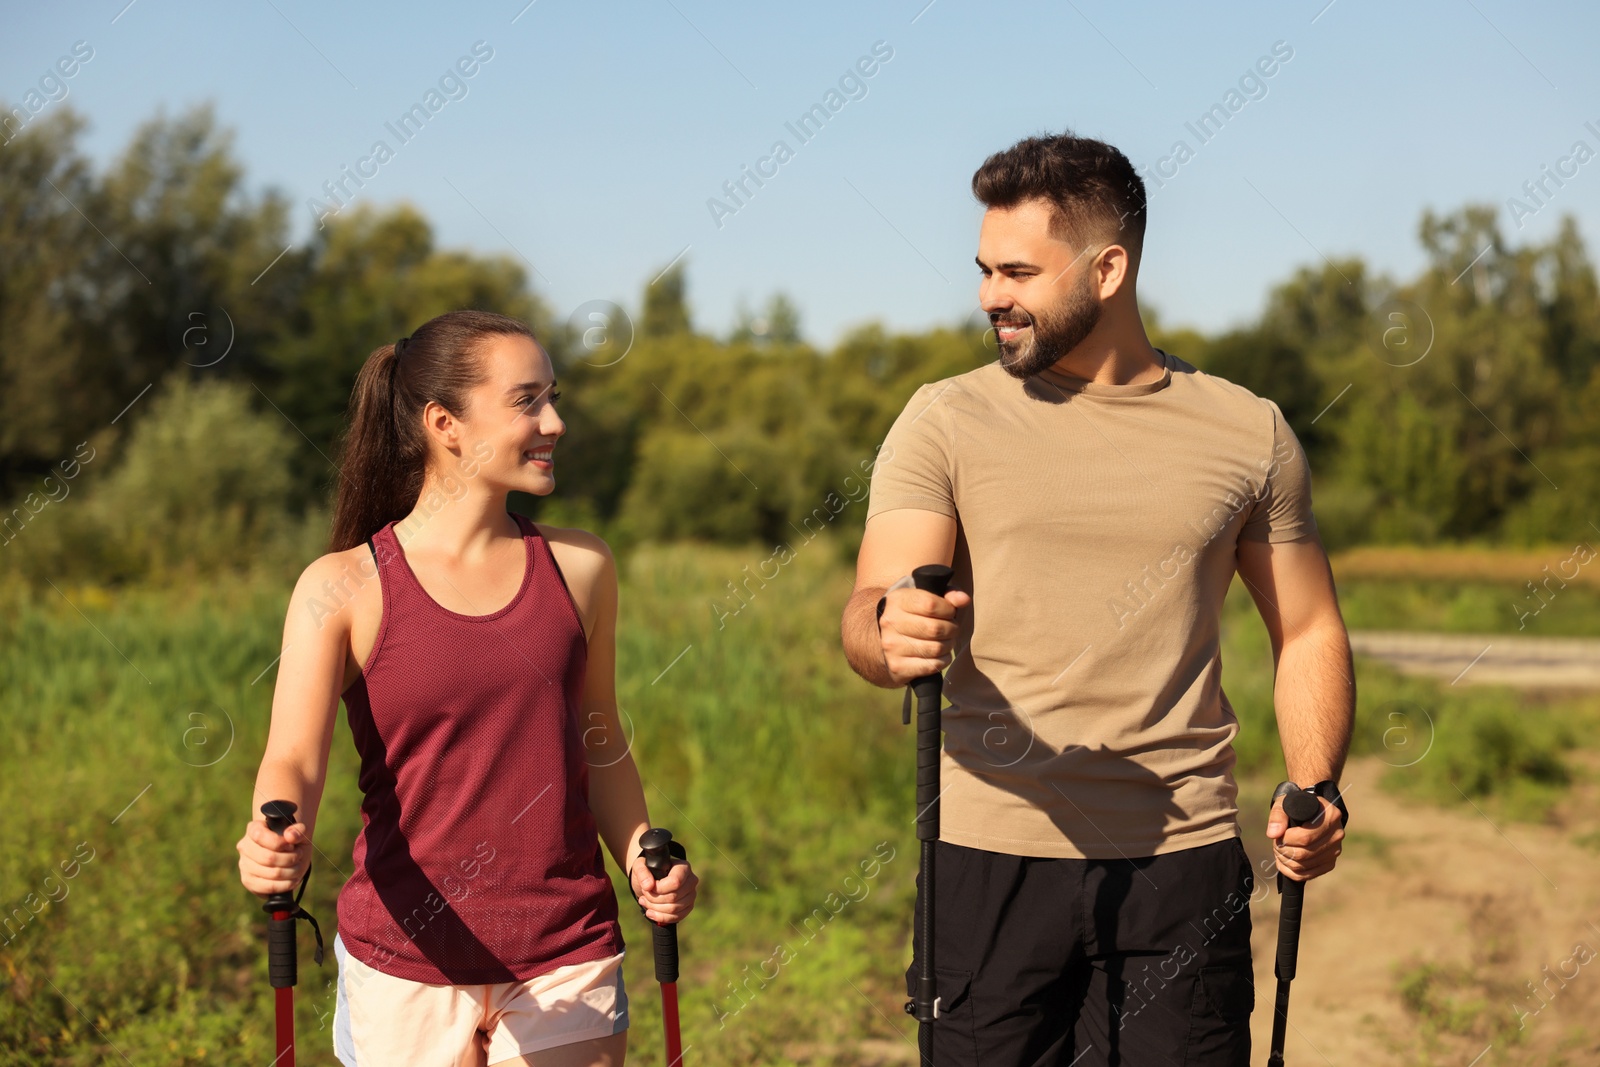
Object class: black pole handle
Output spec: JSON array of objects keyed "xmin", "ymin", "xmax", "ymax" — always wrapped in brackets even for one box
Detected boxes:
[
  {"xmin": 908, "ymin": 565, "xmax": 954, "ymax": 703},
  {"xmin": 1272, "ymin": 785, "xmax": 1322, "ymax": 982},
  {"xmin": 639, "ymin": 827, "xmax": 683, "ymax": 985},
  {"xmin": 261, "ymin": 800, "xmax": 300, "ymax": 989},
  {"xmin": 262, "ymin": 800, "xmax": 296, "ymax": 836},
  {"xmin": 909, "ymin": 564, "xmax": 953, "ymax": 845}
]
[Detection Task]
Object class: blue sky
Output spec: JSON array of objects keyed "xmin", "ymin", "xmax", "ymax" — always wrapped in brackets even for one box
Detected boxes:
[{"xmin": 5, "ymin": 0, "xmax": 1596, "ymax": 347}]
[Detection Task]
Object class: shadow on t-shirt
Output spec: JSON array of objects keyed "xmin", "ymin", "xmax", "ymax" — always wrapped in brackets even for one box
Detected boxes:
[
  {"xmin": 944, "ymin": 667, "xmax": 1202, "ymax": 1055},
  {"xmin": 945, "ymin": 665, "xmax": 1188, "ymax": 855}
]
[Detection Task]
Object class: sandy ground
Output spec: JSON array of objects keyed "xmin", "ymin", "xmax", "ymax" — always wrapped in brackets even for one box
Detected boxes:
[{"xmin": 1244, "ymin": 755, "xmax": 1600, "ymax": 1066}]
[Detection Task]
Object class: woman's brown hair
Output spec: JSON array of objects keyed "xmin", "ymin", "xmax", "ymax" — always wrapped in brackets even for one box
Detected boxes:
[{"xmin": 328, "ymin": 309, "xmax": 536, "ymax": 552}]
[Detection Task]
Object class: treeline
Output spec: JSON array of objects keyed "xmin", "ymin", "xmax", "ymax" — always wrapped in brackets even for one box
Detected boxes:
[{"xmin": 2, "ymin": 104, "xmax": 1597, "ymax": 586}]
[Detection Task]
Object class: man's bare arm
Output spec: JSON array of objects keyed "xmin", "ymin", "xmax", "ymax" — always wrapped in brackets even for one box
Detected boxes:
[
  {"xmin": 1236, "ymin": 535, "xmax": 1355, "ymax": 784},
  {"xmin": 842, "ymin": 509, "xmax": 967, "ymax": 688},
  {"xmin": 1237, "ymin": 533, "xmax": 1354, "ymax": 880}
]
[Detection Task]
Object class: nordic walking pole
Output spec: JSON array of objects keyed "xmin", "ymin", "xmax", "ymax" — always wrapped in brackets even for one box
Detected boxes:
[
  {"xmin": 1266, "ymin": 783, "xmax": 1324, "ymax": 1067},
  {"xmin": 260, "ymin": 800, "xmax": 324, "ymax": 1067},
  {"xmin": 639, "ymin": 827, "xmax": 688, "ymax": 1067},
  {"xmin": 902, "ymin": 563, "xmax": 954, "ymax": 1064}
]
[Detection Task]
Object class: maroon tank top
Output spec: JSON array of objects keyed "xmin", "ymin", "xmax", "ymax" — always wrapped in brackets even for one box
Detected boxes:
[{"xmin": 335, "ymin": 512, "xmax": 623, "ymax": 984}]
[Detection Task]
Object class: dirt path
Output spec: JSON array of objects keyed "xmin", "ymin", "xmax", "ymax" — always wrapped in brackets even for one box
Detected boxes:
[
  {"xmin": 1245, "ymin": 755, "xmax": 1600, "ymax": 1065},
  {"xmin": 1348, "ymin": 630, "xmax": 1600, "ymax": 689}
]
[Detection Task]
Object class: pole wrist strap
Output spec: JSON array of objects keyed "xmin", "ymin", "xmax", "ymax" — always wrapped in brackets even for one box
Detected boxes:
[
  {"xmin": 1305, "ymin": 779, "xmax": 1350, "ymax": 833},
  {"xmin": 290, "ymin": 866, "xmax": 326, "ymax": 965}
]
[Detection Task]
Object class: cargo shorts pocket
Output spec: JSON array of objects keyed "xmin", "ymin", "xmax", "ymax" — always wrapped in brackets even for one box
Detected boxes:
[
  {"xmin": 1197, "ymin": 963, "xmax": 1254, "ymax": 1025},
  {"xmin": 904, "ymin": 964, "xmax": 976, "ymax": 1064},
  {"xmin": 1187, "ymin": 963, "xmax": 1254, "ymax": 1065}
]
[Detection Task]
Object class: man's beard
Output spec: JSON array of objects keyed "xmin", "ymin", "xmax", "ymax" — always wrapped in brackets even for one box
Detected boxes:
[{"xmin": 994, "ymin": 269, "xmax": 1103, "ymax": 381}]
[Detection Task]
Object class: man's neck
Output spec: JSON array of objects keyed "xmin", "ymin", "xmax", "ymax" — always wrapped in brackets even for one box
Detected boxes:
[{"xmin": 1045, "ymin": 336, "xmax": 1165, "ymax": 387}]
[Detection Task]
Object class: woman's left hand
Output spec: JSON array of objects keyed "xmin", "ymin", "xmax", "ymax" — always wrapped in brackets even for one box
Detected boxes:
[{"xmin": 630, "ymin": 854, "xmax": 699, "ymax": 925}]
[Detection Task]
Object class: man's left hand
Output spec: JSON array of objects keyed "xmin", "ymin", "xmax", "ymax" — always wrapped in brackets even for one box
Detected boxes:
[{"xmin": 1265, "ymin": 794, "xmax": 1344, "ymax": 881}]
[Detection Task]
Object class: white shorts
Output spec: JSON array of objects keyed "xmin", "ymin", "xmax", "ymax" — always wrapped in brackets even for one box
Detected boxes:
[{"xmin": 333, "ymin": 932, "xmax": 629, "ymax": 1066}]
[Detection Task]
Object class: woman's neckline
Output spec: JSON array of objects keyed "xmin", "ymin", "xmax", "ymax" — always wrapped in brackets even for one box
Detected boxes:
[{"xmin": 389, "ymin": 513, "xmax": 537, "ymax": 622}]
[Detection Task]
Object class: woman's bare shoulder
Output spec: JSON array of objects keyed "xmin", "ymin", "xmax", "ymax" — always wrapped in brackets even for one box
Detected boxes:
[
  {"xmin": 287, "ymin": 545, "xmax": 380, "ymax": 632},
  {"xmin": 536, "ymin": 524, "xmax": 613, "ymax": 569},
  {"xmin": 535, "ymin": 524, "xmax": 615, "ymax": 610}
]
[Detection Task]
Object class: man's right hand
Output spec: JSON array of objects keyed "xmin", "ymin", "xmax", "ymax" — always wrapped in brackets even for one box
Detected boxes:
[
  {"xmin": 880, "ymin": 582, "xmax": 972, "ymax": 686},
  {"xmin": 843, "ymin": 508, "xmax": 962, "ymax": 688}
]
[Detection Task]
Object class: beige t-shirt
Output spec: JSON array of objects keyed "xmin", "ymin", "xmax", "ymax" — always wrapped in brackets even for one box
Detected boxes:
[{"xmin": 866, "ymin": 349, "xmax": 1318, "ymax": 859}]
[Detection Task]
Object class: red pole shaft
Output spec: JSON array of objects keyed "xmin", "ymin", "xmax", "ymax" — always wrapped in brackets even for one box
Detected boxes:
[
  {"xmin": 660, "ymin": 981, "xmax": 682, "ymax": 1066},
  {"xmin": 272, "ymin": 909, "xmax": 295, "ymax": 1067}
]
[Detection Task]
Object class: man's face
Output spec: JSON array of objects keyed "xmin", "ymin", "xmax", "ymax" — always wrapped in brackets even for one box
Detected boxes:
[{"xmin": 976, "ymin": 199, "xmax": 1105, "ymax": 380}]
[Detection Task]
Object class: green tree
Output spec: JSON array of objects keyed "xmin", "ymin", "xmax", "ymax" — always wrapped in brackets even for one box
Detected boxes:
[
  {"xmin": 1316, "ymin": 205, "xmax": 1564, "ymax": 540},
  {"xmin": 0, "ymin": 108, "xmax": 100, "ymax": 499},
  {"xmin": 0, "ymin": 104, "xmax": 295, "ymax": 500},
  {"xmin": 1541, "ymin": 215, "xmax": 1600, "ymax": 388},
  {"xmin": 5, "ymin": 95, "xmax": 1598, "ymax": 565},
  {"xmin": 3, "ymin": 375, "xmax": 305, "ymax": 583},
  {"xmin": 1258, "ymin": 258, "xmax": 1372, "ymax": 369},
  {"xmin": 641, "ymin": 261, "xmax": 693, "ymax": 338},
  {"xmin": 730, "ymin": 292, "xmax": 803, "ymax": 346}
]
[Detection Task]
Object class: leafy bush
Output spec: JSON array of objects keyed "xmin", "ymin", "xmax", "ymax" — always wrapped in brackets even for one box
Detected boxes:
[
  {"xmin": 90, "ymin": 374, "xmax": 299, "ymax": 575},
  {"xmin": 1500, "ymin": 444, "xmax": 1600, "ymax": 546},
  {"xmin": 0, "ymin": 374, "xmax": 313, "ymax": 586},
  {"xmin": 618, "ymin": 426, "xmax": 793, "ymax": 543},
  {"xmin": 1382, "ymin": 697, "xmax": 1576, "ymax": 821}
]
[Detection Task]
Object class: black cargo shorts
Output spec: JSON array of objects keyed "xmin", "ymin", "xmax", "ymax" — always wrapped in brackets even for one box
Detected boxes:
[{"xmin": 906, "ymin": 836, "xmax": 1257, "ymax": 1066}]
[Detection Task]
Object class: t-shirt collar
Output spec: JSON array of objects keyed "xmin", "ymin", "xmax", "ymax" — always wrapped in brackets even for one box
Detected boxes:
[{"xmin": 1032, "ymin": 347, "xmax": 1174, "ymax": 398}]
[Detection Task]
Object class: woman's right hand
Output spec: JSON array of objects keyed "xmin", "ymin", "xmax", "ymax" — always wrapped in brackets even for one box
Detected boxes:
[{"xmin": 237, "ymin": 814, "xmax": 313, "ymax": 899}]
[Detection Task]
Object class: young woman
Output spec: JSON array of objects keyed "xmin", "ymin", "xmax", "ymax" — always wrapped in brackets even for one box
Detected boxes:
[{"xmin": 236, "ymin": 309, "xmax": 696, "ymax": 1067}]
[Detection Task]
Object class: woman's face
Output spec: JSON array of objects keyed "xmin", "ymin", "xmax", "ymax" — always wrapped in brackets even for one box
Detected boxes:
[{"xmin": 438, "ymin": 333, "xmax": 566, "ymax": 498}]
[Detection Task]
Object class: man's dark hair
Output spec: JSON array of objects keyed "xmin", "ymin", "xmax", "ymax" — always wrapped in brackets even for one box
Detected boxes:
[{"xmin": 972, "ymin": 131, "xmax": 1147, "ymax": 267}]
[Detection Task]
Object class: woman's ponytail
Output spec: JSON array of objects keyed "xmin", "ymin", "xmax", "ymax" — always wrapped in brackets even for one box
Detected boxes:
[{"xmin": 327, "ymin": 310, "xmax": 536, "ymax": 552}]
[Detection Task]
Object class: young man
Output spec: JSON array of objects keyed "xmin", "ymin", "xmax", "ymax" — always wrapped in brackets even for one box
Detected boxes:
[{"xmin": 840, "ymin": 133, "xmax": 1352, "ymax": 1065}]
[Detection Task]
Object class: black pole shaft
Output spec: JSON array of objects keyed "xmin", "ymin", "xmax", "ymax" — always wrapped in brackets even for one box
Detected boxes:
[
  {"xmin": 1267, "ymin": 786, "xmax": 1322, "ymax": 1067},
  {"xmin": 1267, "ymin": 885, "xmax": 1302, "ymax": 1066},
  {"xmin": 906, "ymin": 564, "xmax": 952, "ymax": 1058}
]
